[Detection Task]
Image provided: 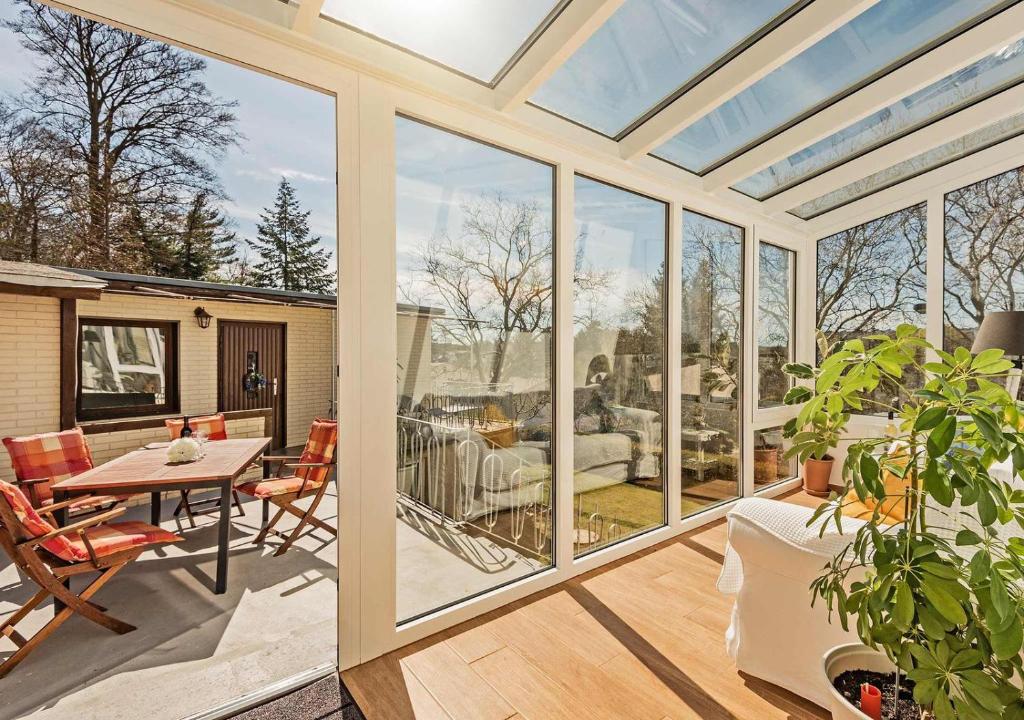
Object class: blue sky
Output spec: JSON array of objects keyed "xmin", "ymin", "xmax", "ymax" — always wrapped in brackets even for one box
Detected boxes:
[{"xmin": 0, "ymin": 3, "xmax": 338, "ymax": 271}]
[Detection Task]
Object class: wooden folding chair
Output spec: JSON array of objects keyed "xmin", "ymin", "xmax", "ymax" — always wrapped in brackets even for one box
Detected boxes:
[
  {"xmin": 237, "ymin": 419, "xmax": 337, "ymax": 557},
  {"xmin": 0, "ymin": 479, "xmax": 181, "ymax": 678},
  {"xmin": 2, "ymin": 429, "xmax": 127, "ymax": 516},
  {"xmin": 164, "ymin": 414, "xmax": 245, "ymax": 528}
]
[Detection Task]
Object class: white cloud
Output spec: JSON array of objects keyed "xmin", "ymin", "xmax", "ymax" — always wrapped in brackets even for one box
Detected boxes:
[{"xmin": 271, "ymin": 167, "xmax": 332, "ymax": 183}]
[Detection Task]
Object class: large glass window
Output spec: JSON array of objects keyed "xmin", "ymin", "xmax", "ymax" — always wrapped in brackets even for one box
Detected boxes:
[
  {"xmin": 320, "ymin": 0, "xmax": 563, "ymax": 83},
  {"xmin": 395, "ymin": 117, "xmax": 554, "ymax": 622},
  {"xmin": 757, "ymin": 242, "xmax": 795, "ymax": 409},
  {"xmin": 736, "ymin": 40, "xmax": 1024, "ymax": 200},
  {"xmin": 572, "ymin": 176, "xmax": 666, "ymax": 556},
  {"xmin": 944, "ymin": 165, "xmax": 1024, "ymax": 356},
  {"xmin": 654, "ymin": 0, "xmax": 1009, "ymax": 173},
  {"xmin": 816, "ymin": 204, "xmax": 927, "ymax": 410},
  {"xmin": 791, "ymin": 112, "xmax": 1024, "ymax": 220},
  {"xmin": 78, "ymin": 319, "xmax": 178, "ymax": 420},
  {"xmin": 680, "ymin": 211, "xmax": 742, "ymax": 516},
  {"xmin": 531, "ymin": 0, "xmax": 799, "ymax": 137}
]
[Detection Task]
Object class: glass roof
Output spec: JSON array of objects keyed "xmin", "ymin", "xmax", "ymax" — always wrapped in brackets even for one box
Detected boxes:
[
  {"xmin": 735, "ymin": 39, "xmax": 1024, "ymax": 200},
  {"xmin": 530, "ymin": 0, "xmax": 801, "ymax": 138},
  {"xmin": 319, "ymin": 0, "xmax": 564, "ymax": 83},
  {"xmin": 652, "ymin": 0, "xmax": 1010, "ymax": 174},
  {"xmin": 790, "ymin": 111, "xmax": 1024, "ymax": 219}
]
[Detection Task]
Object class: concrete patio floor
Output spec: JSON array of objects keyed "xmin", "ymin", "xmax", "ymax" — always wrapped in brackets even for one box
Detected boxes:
[{"xmin": 0, "ymin": 489, "xmax": 339, "ymax": 720}]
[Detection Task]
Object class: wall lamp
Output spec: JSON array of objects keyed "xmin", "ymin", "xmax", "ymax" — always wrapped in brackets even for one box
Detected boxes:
[{"xmin": 194, "ymin": 306, "xmax": 214, "ymax": 330}]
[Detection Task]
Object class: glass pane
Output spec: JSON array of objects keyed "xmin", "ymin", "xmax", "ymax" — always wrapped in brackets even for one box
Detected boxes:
[
  {"xmin": 80, "ymin": 323, "xmax": 167, "ymax": 410},
  {"xmin": 944, "ymin": 165, "xmax": 1024, "ymax": 361},
  {"xmin": 737, "ymin": 39, "xmax": 1024, "ymax": 199},
  {"xmin": 573, "ymin": 176, "xmax": 666, "ymax": 556},
  {"xmin": 791, "ymin": 112, "xmax": 1024, "ymax": 219},
  {"xmin": 816, "ymin": 204, "xmax": 927, "ymax": 411},
  {"xmin": 757, "ymin": 242, "xmax": 794, "ymax": 408},
  {"xmin": 654, "ymin": 0, "xmax": 1007, "ymax": 173},
  {"xmin": 321, "ymin": 0, "xmax": 561, "ymax": 82},
  {"xmin": 395, "ymin": 117, "xmax": 554, "ymax": 623},
  {"xmin": 680, "ymin": 211, "xmax": 742, "ymax": 516},
  {"xmin": 531, "ymin": 0, "xmax": 797, "ymax": 137},
  {"xmin": 753, "ymin": 425, "xmax": 798, "ymax": 489}
]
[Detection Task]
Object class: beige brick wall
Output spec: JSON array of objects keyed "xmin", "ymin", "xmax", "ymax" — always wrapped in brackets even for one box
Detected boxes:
[
  {"xmin": 0, "ymin": 290, "xmax": 335, "ymax": 483},
  {"xmin": 0, "ymin": 294, "xmax": 62, "ymax": 480}
]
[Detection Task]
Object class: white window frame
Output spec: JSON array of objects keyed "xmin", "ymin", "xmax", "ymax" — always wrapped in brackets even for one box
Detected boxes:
[{"xmin": 45, "ymin": 0, "xmax": 810, "ymax": 672}]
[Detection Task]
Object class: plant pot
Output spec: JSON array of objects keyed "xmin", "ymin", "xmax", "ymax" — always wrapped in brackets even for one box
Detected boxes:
[
  {"xmin": 802, "ymin": 455, "xmax": 834, "ymax": 497},
  {"xmin": 753, "ymin": 447, "xmax": 779, "ymax": 485},
  {"xmin": 823, "ymin": 643, "xmax": 897, "ymax": 720}
]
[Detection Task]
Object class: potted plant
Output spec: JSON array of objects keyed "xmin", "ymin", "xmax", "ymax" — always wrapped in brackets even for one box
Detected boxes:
[
  {"xmin": 753, "ymin": 433, "xmax": 779, "ymax": 486},
  {"xmin": 781, "ymin": 325, "xmax": 1024, "ymax": 719}
]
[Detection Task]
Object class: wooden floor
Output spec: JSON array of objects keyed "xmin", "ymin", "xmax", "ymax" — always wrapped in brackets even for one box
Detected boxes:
[{"xmin": 343, "ymin": 490, "xmax": 828, "ymax": 720}]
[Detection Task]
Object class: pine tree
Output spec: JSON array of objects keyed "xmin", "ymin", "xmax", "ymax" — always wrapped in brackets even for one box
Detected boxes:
[
  {"xmin": 176, "ymin": 192, "xmax": 237, "ymax": 280},
  {"xmin": 247, "ymin": 177, "xmax": 333, "ymax": 293}
]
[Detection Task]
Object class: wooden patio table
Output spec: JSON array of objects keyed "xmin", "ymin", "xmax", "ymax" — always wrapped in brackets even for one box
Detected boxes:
[{"xmin": 51, "ymin": 437, "xmax": 272, "ymax": 595}]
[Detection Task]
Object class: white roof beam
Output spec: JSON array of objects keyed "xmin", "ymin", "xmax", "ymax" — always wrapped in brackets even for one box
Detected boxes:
[
  {"xmin": 291, "ymin": 0, "xmax": 325, "ymax": 35},
  {"xmin": 617, "ymin": 0, "xmax": 881, "ymax": 161},
  {"xmin": 704, "ymin": 2, "xmax": 1024, "ymax": 192},
  {"xmin": 762, "ymin": 83, "xmax": 1024, "ymax": 216},
  {"xmin": 494, "ymin": 0, "xmax": 625, "ymax": 111}
]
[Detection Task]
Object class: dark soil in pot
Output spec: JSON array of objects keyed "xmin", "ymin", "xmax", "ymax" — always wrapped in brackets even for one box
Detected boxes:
[{"xmin": 833, "ymin": 669, "xmax": 921, "ymax": 720}]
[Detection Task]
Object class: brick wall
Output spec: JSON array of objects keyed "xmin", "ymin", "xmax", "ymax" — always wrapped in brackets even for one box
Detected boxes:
[
  {"xmin": 0, "ymin": 290, "xmax": 335, "ymax": 483},
  {"xmin": 0, "ymin": 294, "xmax": 62, "ymax": 479}
]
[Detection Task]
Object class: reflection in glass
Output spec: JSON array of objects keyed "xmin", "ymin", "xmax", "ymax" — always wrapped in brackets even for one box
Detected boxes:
[
  {"xmin": 737, "ymin": 40, "xmax": 1024, "ymax": 199},
  {"xmin": 654, "ymin": 0, "xmax": 1005, "ymax": 173},
  {"xmin": 680, "ymin": 211, "xmax": 743, "ymax": 516},
  {"xmin": 791, "ymin": 113, "xmax": 1024, "ymax": 219},
  {"xmin": 80, "ymin": 323, "xmax": 168, "ymax": 411},
  {"xmin": 320, "ymin": 0, "xmax": 560, "ymax": 82},
  {"xmin": 944, "ymin": 165, "xmax": 1024, "ymax": 355},
  {"xmin": 816, "ymin": 205, "xmax": 927, "ymax": 410},
  {"xmin": 758, "ymin": 243, "xmax": 794, "ymax": 408},
  {"xmin": 753, "ymin": 426, "xmax": 797, "ymax": 489},
  {"xmin": 572, "ymin": 176, "xmax": 666, "ymax": 556},
  {"xmin": 395, "ymin": 117, "xmax": 554, "ymax": 623},
  {"xmin": 532, "ymin": 0, "xmax": 796, "ymax": 137}
]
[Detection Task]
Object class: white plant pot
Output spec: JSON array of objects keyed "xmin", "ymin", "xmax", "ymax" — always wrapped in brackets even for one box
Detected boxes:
[{"xmin": 823, "ymin": 643, "xmax": 896, "ymax": 720}]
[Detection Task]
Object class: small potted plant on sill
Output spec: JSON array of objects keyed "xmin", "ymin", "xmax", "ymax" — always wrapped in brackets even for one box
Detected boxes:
[{"xmin": 780, "ymin": 324, "xmax": 1024, "ymax": 720}]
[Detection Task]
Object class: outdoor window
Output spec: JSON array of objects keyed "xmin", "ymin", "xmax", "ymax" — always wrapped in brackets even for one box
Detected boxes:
[
  {"xmin": 944, "ymin": 164, "xmax": 1024, "ymax": 353},
  {"xmin": 680, "ymin": 211, "xmax": 743, "ymax": 516},
  {"xmin": 77, "ymin": 319, "xmax": 178, "ymax": 420},
  {"xmin": 572, "ymin": 175, "xmax": 666, "ymax": 556},
  {"xmin": 816, "ymin": 204, "xmax": 927, "ymax": 410},
  {"xmin": 395, "ymin": 117, "xmax": 554, "ymax": 623},
  {"xmin": 757, "ymin": 242, "xmax": 795, "ymax": 409}
]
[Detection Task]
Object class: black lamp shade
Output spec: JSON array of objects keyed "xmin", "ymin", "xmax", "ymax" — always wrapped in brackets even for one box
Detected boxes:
[
  {"xmin": 194, "ymin": 306, "xmax": 213, "ymax": 329},
  {"xmin": 971, "ymin": 311, "xmax": 1024, "ymax": 357}
]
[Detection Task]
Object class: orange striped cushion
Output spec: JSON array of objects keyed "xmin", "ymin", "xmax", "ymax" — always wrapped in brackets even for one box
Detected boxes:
[
  {"xmin": 0, "ymin": 480, "xmax": 81, "ymax": 561},
  {"xmin": 165, "ymin": 414, "xmax": 229, "ymax": 441},
  {"xmin": 238, "ymin": 475, "xmax": 322, "ymax": 499},
  {"xmin": 68, "ymin": 521, "xmax": 181, "ymax": 559},
  {"xmin": 296, "ymin": 419, "xmax": 337, "ymax": 487},
  {"xmin": 2, "ymin": 429, "xmax": 94, "ymax": 505}
]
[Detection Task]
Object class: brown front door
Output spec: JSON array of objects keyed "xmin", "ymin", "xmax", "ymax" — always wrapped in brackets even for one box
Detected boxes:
[{"xmin": 218, "ymin": 321, "xmax": 286, "ymax": 449}]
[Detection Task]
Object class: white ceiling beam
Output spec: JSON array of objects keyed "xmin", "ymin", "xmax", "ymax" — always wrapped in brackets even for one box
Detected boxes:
[
  {"xmin": 617, "ymin": 0, "xmax": 881, "ymax": 161},
  {"xmin": 761, "ymin": 83, "xmax": 1024, "ymax": 215},
  {"xmin": 291, "ymin": 0, "xmax": 325, "ymax": 35},
  {"xmin": 494, "ymin": 0, "xmax": 625, "ymax": 111},
  {"xmin": 704, "ymin": 2, "xmax": 1024, "ymax": 192}
]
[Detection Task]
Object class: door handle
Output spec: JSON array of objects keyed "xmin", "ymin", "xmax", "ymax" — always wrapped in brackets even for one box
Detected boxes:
[{"xmin": 273, "ymin": 377, "xmax": 278, "ymax": 397}]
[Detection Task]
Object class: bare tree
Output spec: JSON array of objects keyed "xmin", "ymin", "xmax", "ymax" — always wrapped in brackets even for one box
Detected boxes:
[
  {"xmin": 943, "ymin": 165, "xmax": 1024, "ymax": 350},
  {"xmin": 2, "ymin": 0, "xmax": 238, "ymax": 269}
]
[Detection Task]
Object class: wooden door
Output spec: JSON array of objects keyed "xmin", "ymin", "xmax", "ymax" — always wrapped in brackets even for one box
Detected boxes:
[{"xmin": 218, "ymin": 321, "xmax": 286, "ymax": 448}]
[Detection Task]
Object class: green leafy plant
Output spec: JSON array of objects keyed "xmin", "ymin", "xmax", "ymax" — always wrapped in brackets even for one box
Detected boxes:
[{"xmin": 781, "ymin": 324, "xmax": 1024, "ymax": 719}]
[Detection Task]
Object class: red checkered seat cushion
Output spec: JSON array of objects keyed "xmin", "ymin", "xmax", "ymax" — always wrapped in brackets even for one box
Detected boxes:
[
  {"xmin": 0, "ymin": 480, "xmax": 180, "ymax": 563},
  {"xmin": 2, "ymin": 429, "xmax": 125, "ymax": 510},
  {"xmin": 238, "ymin": 419, "xmax": 336, "ymax": 499},
  {"xmin": 165, "ymin": 414, "xmax": 229, "ymax": 441}
]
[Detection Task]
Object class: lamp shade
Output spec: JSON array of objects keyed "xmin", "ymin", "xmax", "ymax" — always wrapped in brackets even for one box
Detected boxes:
[{"xmin": 971, "ymin": 311, "xmax": 1024, "ymax": 357}]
